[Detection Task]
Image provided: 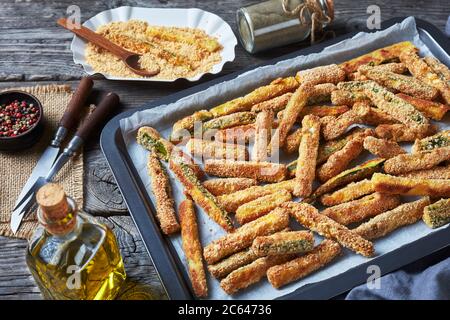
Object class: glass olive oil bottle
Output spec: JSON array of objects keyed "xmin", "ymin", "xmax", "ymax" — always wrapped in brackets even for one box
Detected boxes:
[{"xmin": 26, "ymin": 183, "xmax": 126, "ymax": 300}]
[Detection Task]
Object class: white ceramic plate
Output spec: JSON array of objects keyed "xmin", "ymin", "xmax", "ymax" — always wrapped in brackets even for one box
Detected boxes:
[{"xmin": 70, "ymin": 6, "xmax": 237, "ymax": 82}]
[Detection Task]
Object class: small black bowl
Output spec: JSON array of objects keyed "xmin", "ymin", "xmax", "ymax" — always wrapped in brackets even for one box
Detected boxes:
[{"xmin": 0, "ymin": 90, "xmax": 44, "ymax": 151}]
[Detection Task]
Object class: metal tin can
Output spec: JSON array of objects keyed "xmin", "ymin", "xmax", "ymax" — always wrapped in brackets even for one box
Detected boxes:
[{"xmin": 237, "ymin": 0, "xmax": 334, "ymax": 53}]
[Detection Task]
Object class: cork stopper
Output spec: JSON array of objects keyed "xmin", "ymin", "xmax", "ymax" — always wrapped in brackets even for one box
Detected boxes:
[{"xmin": 36, "ymin": 183, "xmax": 76, "ymax": 235}]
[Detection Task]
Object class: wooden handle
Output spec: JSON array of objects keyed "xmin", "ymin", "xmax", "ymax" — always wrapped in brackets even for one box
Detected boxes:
[
  {"xmin": 59, "ymin": 77, "xmax": 93, "ymax": 130},
  {"xmin": 57, "ymin": 17, "xmax": 133, "ymax": 60},
  {"xmin": 75, "ymin": 92, "xmax": 120, "ymax": 141}
]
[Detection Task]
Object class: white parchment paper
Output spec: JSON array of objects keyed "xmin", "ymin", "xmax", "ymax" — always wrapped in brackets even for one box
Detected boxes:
[{"xmin": 119, "ymin": 17, "xmax": 450, "ymax": 300}]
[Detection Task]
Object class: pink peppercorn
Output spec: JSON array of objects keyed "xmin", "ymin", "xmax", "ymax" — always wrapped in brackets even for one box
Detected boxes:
[{"xmin": 0, "ymin": 100, "xmax": 40, "ymax": 138}]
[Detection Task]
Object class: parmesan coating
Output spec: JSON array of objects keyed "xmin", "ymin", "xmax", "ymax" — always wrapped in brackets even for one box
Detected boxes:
[
  {"xmin": 354, "ymin": 197, "xmax": 430, "ymax": 240},
  {"xmin": 170, "ymin": 110, "xmax": 213, "ymax": 142},
  {"xmin": 396, "ymin": 93, "xmax": 449, "ymax": 121},
  {"xmin": 331, "ymin": 89, "xmax": 371, "ymax": 106},
  {"xmin": 217, "ymin": 179, "xmax": 295, "ymax": 212},
  {"xmin": 214, "ymin": 123, "xmax": 256, "ymax": 144},
  {"xmin": 320, "ymin": 179, "xmax": 375, "ymax": 206},
  {"xmin": 147, "ymin": 154, "xmax": 180, "ymax": 235},
  {"xmin": 277, "ymin": 105, "xmax": 350, "ymax": 123},
  {"xmin": 251, "ymin": 92, "xmax": 292, "ymax": 113},
  {"xmin": 252, "ymin": 109, "xmax": 273, "ymax": 162},
  {"xmin": 294, "ymin": 115, "xmax": 321, "ymax": 197},
  {"xmin": 307, "ymin": 83, "xmax": 338, "ymax": 105},
  {"xmin": 235, "ymin": 190, "xmax": 292, "ymax": 225},
  {"xmin": 372, "ymin": 173, "xmax": 450, "ymax": 197},
  {"xmin": 179, "ymin": 196, "xmax": 208, "ymax": 297},
  {"xmin": 362, "ymin": 107, "xmax": 399, "ymax": 126},
  {"xmin": 203, "ymin": 178, "xmax": 257, "ymax": 196},
  {"xmin": 423, "ymin": 198, "xmax": 450, "ymax": 229},
  {"xmin": 283, "ymin": 128, "xmax": 302, "ymax": 154},
  {"xmin": 321, "ymin": 103, "xmax": 370, "ymax": 140},
  {"xmin": 267, "ymin": 239, "xmax": 341, "ymax": 289},
  {"xmin": 412, "ymin": 130, "xmax": 450, "ymax": 153},
  {"xmin": 203, "ymin": 111, "xmax": 256, "ymax": 132},
  {"xmin": 186, "ymin": 138, "xmax": 249, "ymax": 161},
  {"xmin": 283, "ymin": 202, "xmax": 374, "ymax": 257},
  {"xmin": 424, "ymin": 56, "xmax": 450, "ymax": 82},
  {"xmin": 205, "ymin": 159, "xmax": 287, "ymax": 183},
  {"xmin": 363, "ymin": 136, "xmax": 406, "ymax": 159},
  {"xmin": 203, "ymin": 208, "xmax": 290, "ymax": 264},
  {"xmin": 296, "ymin": 64, "xmax": 346, "ymax": 85},
  {"xmin": 252, "ymin": 231, "xmax": 315, "ymax": 256},
  {"xmin": 399, "ymin": 165, "xmax": 450, "ymax": 180},
  {"xmin": 384, "ymin": 146, "xmax": 450, "ymax": 175},
  {"xmin": 375, "ymin": 124, "xmax": 438, "ymax": 142},
  {"xmin": 207, "ymin": 248, "xmax": 258, "ymax": 279},
  {"xmin": 358, "ymin": 62, "xmax": 408, "ymax": 75},
  {"xmin": 321, "ymin": 192, "xmax": 401, "ymax": 226}
]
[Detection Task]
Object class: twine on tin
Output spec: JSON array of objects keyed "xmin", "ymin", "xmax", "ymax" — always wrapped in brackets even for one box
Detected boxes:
[{"xmin": 282, "ymin": 0, "xmax": 333, "ymax": 44}]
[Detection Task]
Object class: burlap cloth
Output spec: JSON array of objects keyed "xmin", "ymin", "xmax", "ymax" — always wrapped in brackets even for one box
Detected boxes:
[{"xmin": 0, "ymin": 85, "xmax": 84, "ymax": 239}]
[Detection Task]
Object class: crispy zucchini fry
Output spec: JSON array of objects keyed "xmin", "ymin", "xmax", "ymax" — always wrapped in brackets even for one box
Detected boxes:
[
  {"xmin": 204, "ymin": 159, "xmax": 287, "ymax": 183},
  {"xmin": 423, "ymin": 198, "xmax": 450, "ymax": 229},
  {"xmin": 363, "ymin": 136, "xmax": 406, "ymax": 159},
  {"xmin": 296, "ymin": 64, "xmax": 346, "ymax": 85},
  {"xmin": 251, "ymin": 92, "xmax": 292, "ymax": 113},
  {"xmin": 283, "ymin": 202, "xmax": 374, "ymax": 257},
  {"xmin": 400, "ymin": 50, "xmax": 450, "ymax": 104},
  {"xmin": 331, "ymin": 89, "xmax": 370, "ymax": 106},
  {"xmin": 186, "ymin": 138, "xmax": 248, "ymax": 161},
  {"xmin": 320, "ymin": 179, "xmax": 375, "ymax": 206},
  {"xmin": 203, "ymin": 112, "xmax": 256, "ymax": 131},
  {"xmin": 207, "ymin": 248, "xmax": 259, "ymax": 279},
  {"xmin": 362, "ymin": 107, "xmax": 399, "ymax": 126},
  {"xmin": 236, "ymin": 190, "xmax": 292, "ymax": 225},
  {"xmin": 294, "ymin": 115, "xmax": 321, "ymax": 197},
  {"xmin": 354, "ymin": 197, "xmax": 430, "ymax": 240},
  {"xmin": 399, "ymin": 165, "xmax": 450, "ymax": 179},
  {"xmin": 321, "ymin": 103, "xmax": 370, "ymax": 140},
  {"xmin": 252, "ymin": 109, "xmax": 273, "ymax": 162},
  {"xmin": 424, "ymin": 56, "xmax": 450, "ymax": 82},
  {"xmin": 267, "ymin": 239, "xmax": 341, "ymax": 289},
  {"xmin": 306, "ymin": 83, "xmax": 338, "ymax": 105},
  {"xmin": 396, "ymin": 93, "xmax": 448, "ymax": 121},
  {"xmin": 210, "ymin": 77, "xmax": 299, "ymax": 117},
  {"xmin": 170, "ymin": 110, "xmax": 213, "ymax": 142},
  {"xmin": 384, "ymin": 147, "xmax": 450, "ymax": 175},
  {"xmin": 203, "ymin": 178, "xmax": 257, "ymax": 196},
  {"xmin": 340, "ymin": 41, "xmax": 416, "ymax": 74},
  {"xmin": 252, "ymin": 231, "xmax": 314, "ymax": 256},
  {"xmin": 278, "ymin": 105, "xmax": 350, "ymax": 122},
  {"xmin": 321, "ymin": 192, "xmax": 401, "ymax": 225},
  {"xmin": 169, "ymin": 157, "xmax": 234, "ymax": 232},
  {"xmin": 179, "ymin": 196, "xmax": 208, "ymax": 297},
  {"xmin": 372, "ymin": 173, "xmax": 450, "ymax": 197},
  {"xmin": 284, "ymin": 128, "xmax": 302, "ymax": 154},
  {"xmin": 147, "ymin": 155, "xmax": 180, "ymax": 235},
  {"xmin": 203, "ymin": 208, "xmax": 290, "ymax": 264},
  {"xmin": 217, "ymin": 179, "xmax": 295, "ymax": 212},
  {"xmin": 375, "ymin": 123, "xmax": 438, "ymax": 142},
  {"xmin": 412, "ymin": 130, "xmax": 450, "ymax": 153},
  {"xmin": 220, "ymin": 253, "xmax": 294, "ymax": 295},
  {"xmin": 214, "ymin": 123, "xmax": 256, "ymax": 144},
  {"xmin": 358, "ymin": 62, "xmax": 408, "ymax": 75}
]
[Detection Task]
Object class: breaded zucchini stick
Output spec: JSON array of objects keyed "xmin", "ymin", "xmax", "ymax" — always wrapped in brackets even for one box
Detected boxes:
[
  {"xmin": 204, "ymin": 159, "xmax": 287, "ymax": 183},
  {"xmin": 363, "ymin": 136, "xmax": 406, "ymax": 159},
  {"xmin": 294, "ymin": 115, "xmax": 321, "ymax": 197},
  {"xmin": 372, "ymin": 173, "xmax": 450, "ymax": 197},
  {"xmin": 169, "ymin": 157, "xmax": 234, "ymax": 232},
  {"xmin": 321, "ymin": 192, "xmax": 401, "ymax": 225},
  {"xmin": 296, "ymin": 64, "xmax": 346, "ymax": 85},
  {"xmin": 340, "ymin": 41, "xmax": 416, "ymax": 74},
  {"xmin": 186, "ymin": 138, "xmax": 249, "ymax": 161},
  {"xmin": 214, "ymin": 123, "xmax": 256, "ymax": 144},
  {"xmin": 359, "ymin": 68, "xmax": 439, "ymax": 100},
  {"xmin": 320, "ymin": 179, "xmax": 375, "ymax": 206},
  {"xmin": 284, "ymin": 128, "xmax": 303, "ymax": 154},
  {"xmin": 399, "ymin": 164, "xmax": 450, "ymax": 179},
  {"xmin": 210, "ymin": 77, "xmax": 299, "ymax": 117},
  {"xmin": 310, "ymin": 158, "xmax": 385, "ymax": 200},
  {"xmin": 317, "ymin": 133, "xmax": 368, "ymax": 182},
  {"xmin": 203, "ymin": 177, "xmax": 257, "ymax": 196},
  {"xmin": 251, "ymin": 92, "xmax": 292, "ymax": 113},
  {"xmin": 331, "ymin": 89, "xmax": 370, "ymax": 106},
  {"xmin": 384, "ymin": 147, "xmax": 450, "ymax": 175},
  {"xmin": 203, "ymin": 112, "xmax": 256, "ymax": 132},
  {"xmin": 396, "ymin": 93, "xmax": 448, "ymax": 121},
  {"xmin": 354, "ymin": 197, "xmax": 430, "ymax": 240},
  {"xmin": 252, "ymin": 109, "xmax": 273, "ymax": 162},
  {"xmin": 400, "ymin": 50, "xmax": 450, "ymax": 104},
  {"xmin": 412, "ymin": 130, "xmax": 450, "ymax": 153},
  {"xmin": 358, "ymin": 62, "xmax": 408, "ymax": 75},
  {"xmin": 321, "ymin": 103, "xmax": 370, "ymax": 140},
  {"xmin": 306, "ymin": 83, "xmax": 338, "ymax": 105},
  {"xmin": 362, "ymin": 107, "xmax": 399, "ymax": 126},
  {"xmin": 267, "ymin": 239, "xmax": 341, "ymax": 289},
  {"xmin": 179, "ymin": 196, "xmax": 208, "ymax": 297},
  {"xmin": 423, "ymin": 198, "xmax": 450, "ymax": 228},
  {"xmin": 270, "ymin": 84, "xmax": 312, "ymax": 148},
  {"xmin": 235, "ymin": 190, "xmax": 292, "ymax": 225},
  {"xmin": 207, "ymin": 248, "xmax": 259, "ymax": 279},
  {"xmin": 424, "ymin": 56, "xmax": 450, "ymax": 83},
  {"xmin": 170, "ymin": 110, "xmax": 213, "ymax": 142},
  {"xmin": 375, "ymin": 124, "xmax": 437, "ymax": 142},
  {"xmin": 218, "ymin": 179, "xmax": 295, "ymax": 212},
  {"xmin": 252, "ymin": 231, "xmax": 314, "ymax": 256},
  {"xmin": 278, "ymin": 105, "xmax": 350, "ymax": 122},
  {"xmin": 220, "ymin": 254, "xmax": 294, "ymax": 295},
  {"xmin": 284, "ymin": 202, "xmax": 374, "ymax": 257},
  {"xmin": 147, "ymin": 155, "xmax": 180, "ymax": 235},
  {"xmin": 203, "ymin": 208, "xmax": 290, "ymax": 264}
]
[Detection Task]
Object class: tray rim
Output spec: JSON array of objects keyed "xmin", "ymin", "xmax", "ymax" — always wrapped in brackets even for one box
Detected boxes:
[{"xmin": 100, "ymin": 17, "xmax": 450, "ymax": 300}]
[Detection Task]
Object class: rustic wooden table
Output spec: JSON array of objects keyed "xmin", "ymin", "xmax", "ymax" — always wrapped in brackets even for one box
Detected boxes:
[{"xmin": 0, "ymin": 0, "xmax": 448, "ymax": 300}]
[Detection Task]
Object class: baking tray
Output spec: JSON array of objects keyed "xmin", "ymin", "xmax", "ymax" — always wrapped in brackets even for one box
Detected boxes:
[{"xmin": 100, "ymin": 17, "xmax": 450, "ymax": 300}]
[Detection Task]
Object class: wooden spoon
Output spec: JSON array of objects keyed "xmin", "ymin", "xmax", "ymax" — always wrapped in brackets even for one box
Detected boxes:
[{"xmin": 57, "ymin": 18, "xmax": 160, "ymax": 77}]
